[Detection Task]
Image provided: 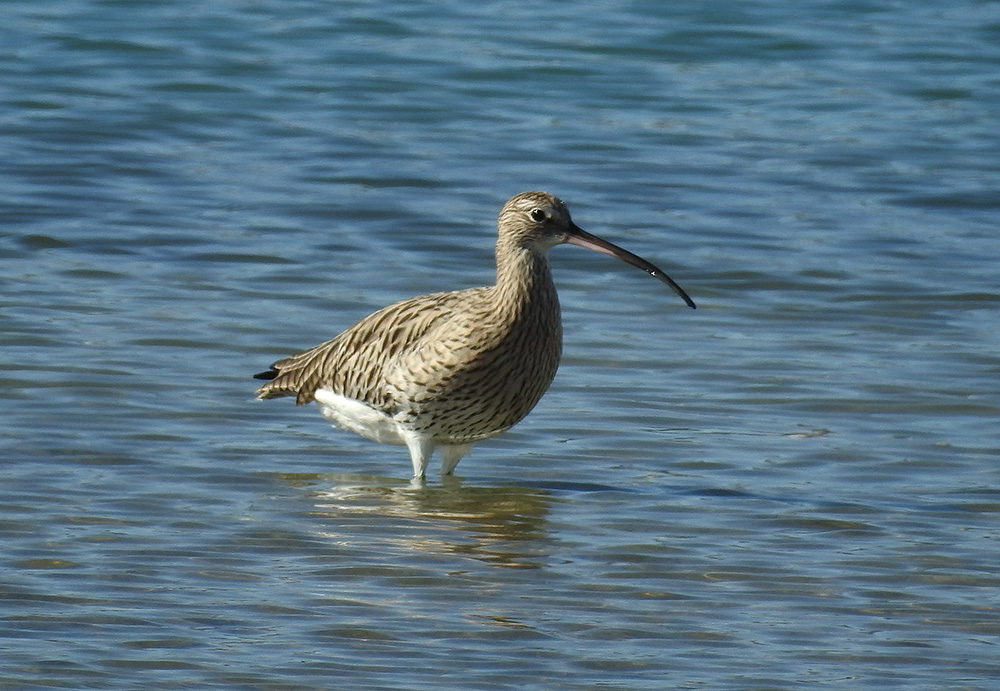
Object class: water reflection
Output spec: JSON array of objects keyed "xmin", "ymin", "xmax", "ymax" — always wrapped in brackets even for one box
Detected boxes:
[{"xmin": 276, "ymin": 473, "xmax": 556, "ymax": 569}]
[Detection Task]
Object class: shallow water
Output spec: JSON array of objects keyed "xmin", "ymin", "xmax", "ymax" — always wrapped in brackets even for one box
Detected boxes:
[{"xmin": 3, "ymin": 0, "xmax": 1000, "ymax": 688}]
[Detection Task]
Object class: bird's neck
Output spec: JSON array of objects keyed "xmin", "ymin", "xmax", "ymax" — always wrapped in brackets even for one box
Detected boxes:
[{"xmin": 493, "ymin": 242, "xmax": 559, "ymax": 318}]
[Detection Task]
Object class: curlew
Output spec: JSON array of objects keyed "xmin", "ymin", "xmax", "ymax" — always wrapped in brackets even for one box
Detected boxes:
[{"xmin": 254, "ymin": 192, "xmax": 695, "ymax": 480}]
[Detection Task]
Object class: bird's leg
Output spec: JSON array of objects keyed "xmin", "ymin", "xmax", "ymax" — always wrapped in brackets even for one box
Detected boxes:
[
  {"xmin": 403, "ymin": 432, "xmax": 435, "ymax": 480},
  {"xmin": 440, "ymin": 443, "xmax": 474, "ymax": 476}
]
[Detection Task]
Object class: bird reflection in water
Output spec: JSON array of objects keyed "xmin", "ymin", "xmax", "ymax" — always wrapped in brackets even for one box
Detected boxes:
[{"xmin": 279, "ymin": 473, "xmax": 554, "ymax": 569}]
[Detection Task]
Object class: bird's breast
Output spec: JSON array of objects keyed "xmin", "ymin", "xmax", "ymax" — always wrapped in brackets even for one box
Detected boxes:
[{"xmin": 386, "ymin": 289, "xmax": 563, "ymax": 444}]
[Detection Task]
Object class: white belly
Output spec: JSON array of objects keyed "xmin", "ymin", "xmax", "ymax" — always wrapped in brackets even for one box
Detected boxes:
[{"xmin": 313, "ymin": 389, "xmax": 407, "ymax": 446}]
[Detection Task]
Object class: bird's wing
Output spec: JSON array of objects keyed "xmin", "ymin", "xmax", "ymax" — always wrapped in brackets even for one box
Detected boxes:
[{"xmin": 254, "ymin": 287, "xmax": 486, "ymax": 406}]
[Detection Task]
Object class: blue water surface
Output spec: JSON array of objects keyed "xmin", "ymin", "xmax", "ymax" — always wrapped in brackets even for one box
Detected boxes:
[{"xmin": 2, "ymin": 0, "xmax": 999, "ymax": 689}]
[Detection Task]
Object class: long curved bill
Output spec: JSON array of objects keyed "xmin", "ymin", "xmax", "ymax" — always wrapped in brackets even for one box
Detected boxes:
[{"xmin": 565, "ymin": 223, "xmax": 696, "ymax": 309}]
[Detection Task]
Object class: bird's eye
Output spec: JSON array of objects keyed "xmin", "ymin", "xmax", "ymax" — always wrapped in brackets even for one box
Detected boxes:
[{"xmin": 529, "ymin": 209, "xmax": 546, "ymax": 222}]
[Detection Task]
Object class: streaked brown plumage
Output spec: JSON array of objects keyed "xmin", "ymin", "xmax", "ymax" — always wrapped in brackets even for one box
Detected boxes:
[{"xmin": 255, "ymin": 191, "xmax": 694, "ymax": 480}]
